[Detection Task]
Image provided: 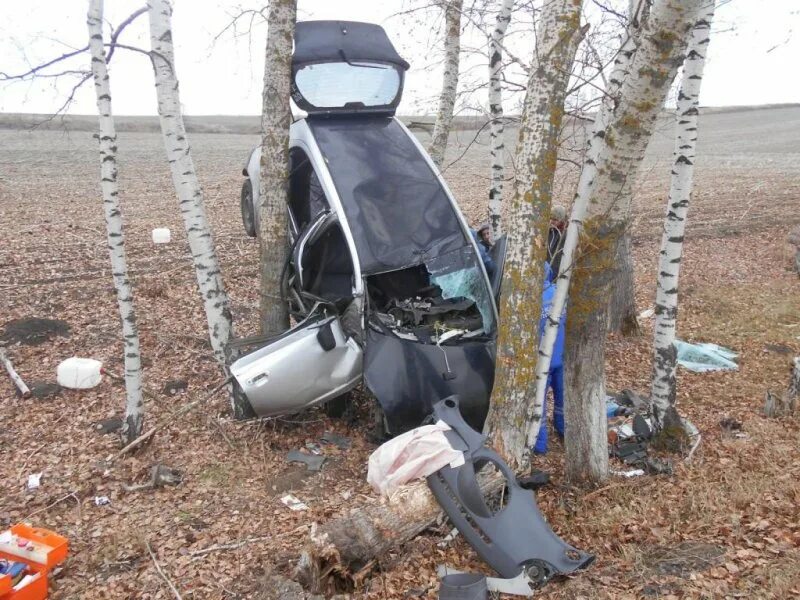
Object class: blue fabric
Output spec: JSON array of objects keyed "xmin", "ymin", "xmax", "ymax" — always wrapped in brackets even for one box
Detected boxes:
[
  {"xmin": 471, "ymin": 230, "xmax": 496, "ymax": 278},
  {"xmin": 534, "ymin": 265, "xmax": 567, "ymax": 454},
  {"xmin": 534, "ymin": 366, "xmax": 565, "ymax": 453}
]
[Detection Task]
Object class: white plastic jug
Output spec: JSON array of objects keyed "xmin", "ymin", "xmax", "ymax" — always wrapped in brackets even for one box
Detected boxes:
[
  {"xmin": 57, "ymin": 357, "xmax": 103, "ymax": 389},
  {"xmin": 152, "ymin": 228, "xmax": 171, "ymax": 244}
]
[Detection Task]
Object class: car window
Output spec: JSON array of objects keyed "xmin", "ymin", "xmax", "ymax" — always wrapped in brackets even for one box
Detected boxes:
[
  {"xmin": 289, "ymin": 148, "xmax": 330, "ymax": 231},
  {"xmin": 295, "ymin": 61, "xmax": 401, "ymax": 110}
]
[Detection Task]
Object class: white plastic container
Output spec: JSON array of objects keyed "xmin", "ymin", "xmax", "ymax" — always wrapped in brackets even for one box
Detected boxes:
[
  {"xmin": 152, "ymin": 228, "xmax": 171, "ymax": 244},
  {"xmin": 56, "ymin": 357, "xmax": 103, "ymax": 389}
]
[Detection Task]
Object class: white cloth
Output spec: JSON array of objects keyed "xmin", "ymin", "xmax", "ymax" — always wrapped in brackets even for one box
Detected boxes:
[{"xmin": 367, "ymin": 420, "xmax": 465, "ymax": 497}]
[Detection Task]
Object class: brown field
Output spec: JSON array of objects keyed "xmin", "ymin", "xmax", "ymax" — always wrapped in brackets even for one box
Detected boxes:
[{"xmin": 1, "ymin": 106, "xmax": 799, "ymax": 599}]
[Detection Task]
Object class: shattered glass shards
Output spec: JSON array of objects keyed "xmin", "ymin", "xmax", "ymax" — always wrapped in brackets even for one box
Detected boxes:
[{"xmin": 427, "ymin": 246, "xmax": 495, "ymax": 334}]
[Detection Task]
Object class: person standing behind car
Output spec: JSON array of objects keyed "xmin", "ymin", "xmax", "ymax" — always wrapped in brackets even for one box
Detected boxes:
[
  {"xmin": 547, "ymin": 205, "xmax": 567, "ymax": 280},
  {"xmin": 471, "ymin": 226, "xmax": 496, "ymax": 279}
]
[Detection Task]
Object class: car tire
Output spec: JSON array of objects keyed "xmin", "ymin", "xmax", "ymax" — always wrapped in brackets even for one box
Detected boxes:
[
  {"xmin": 241, "ymin": 180, "xmax": 257, "ymax": 238},
  {"xmin": 324, "ymin": 392, "xmax": 350, "ymax": 418}
]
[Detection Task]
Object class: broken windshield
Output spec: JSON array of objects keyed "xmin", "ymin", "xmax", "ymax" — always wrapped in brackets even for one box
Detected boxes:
[{"xmin": 427, "ymin": 246, "xmax": 496, "ymax": 335}]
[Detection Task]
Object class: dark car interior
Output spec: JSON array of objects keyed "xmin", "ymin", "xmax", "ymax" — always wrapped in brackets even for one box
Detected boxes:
[{"xmin": 289, "ymin": 148, "xmax": 354, "ymax": 304}]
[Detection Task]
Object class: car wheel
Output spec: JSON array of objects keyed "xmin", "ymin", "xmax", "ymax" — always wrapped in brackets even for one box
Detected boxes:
[{"xmin": 240, "ymin": 180, "xmax": 257, "ymax": 237}]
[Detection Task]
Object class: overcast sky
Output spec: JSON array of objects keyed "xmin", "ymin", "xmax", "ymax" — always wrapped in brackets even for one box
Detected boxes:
[{"xmin": 1, "ymin": 0, "xmax": 798, "ymax": 116}]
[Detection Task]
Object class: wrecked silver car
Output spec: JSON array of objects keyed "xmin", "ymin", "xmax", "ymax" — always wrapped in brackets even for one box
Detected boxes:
[{"xmin": 231, "ymin": 21, "xmax": 505, "ymax": 435}]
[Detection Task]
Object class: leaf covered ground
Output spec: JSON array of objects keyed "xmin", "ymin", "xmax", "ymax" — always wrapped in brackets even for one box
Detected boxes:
[{"xmin": 1, "ymin": 107, "xmax": 799, "ymax": 598}]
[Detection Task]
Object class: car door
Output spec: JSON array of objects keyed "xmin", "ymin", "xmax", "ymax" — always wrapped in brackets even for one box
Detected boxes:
[{"xmin": 230, "ymin": 311, "xmax": 363, "ymax": 417}]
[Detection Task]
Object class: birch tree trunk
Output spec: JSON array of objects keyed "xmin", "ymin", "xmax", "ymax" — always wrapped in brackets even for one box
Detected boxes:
[
  {"xmin": 607, "ymin": 228, "xmax": 640, "ymax": 335},
  {"xmin": 258, "ymin": 0, "xmax": 295, "ymax": 335},
  {"xmin": 428, "ymin": 0, "xmax": 462, "ymax": 170},
  {"xmin": 564, "ymin": 0, "xmax": 703, "ymax": 484},
  {"xmin": 147, "ymin": 0, "xmax": 233, "ymax": 367},
  {"xmin": 88, "ymin": 0, "xmax": 144, "ymax": 444},
  {"xmin": 485, "ymin": 0, "xmax": 585, "ymax": 471},
  {"xmin": 487, "ymin": 0, "xmax": 514, "ymax": 237},
  {"xmin": 651, "ymin": 0, "xmax": 716, "ymax": 430},
  {"xmin": 528, "ymin": 13, "xmax": 640, "ymax": 449}
]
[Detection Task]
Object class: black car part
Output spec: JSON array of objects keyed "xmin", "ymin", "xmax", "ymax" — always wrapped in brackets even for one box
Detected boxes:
[
  {"xmin": 438, "ymin": 573, "xmax": 488, "ymax": 600},
  {"xmin": 426, "ymin": 397, "xmax": 594, "ymax": 587}
]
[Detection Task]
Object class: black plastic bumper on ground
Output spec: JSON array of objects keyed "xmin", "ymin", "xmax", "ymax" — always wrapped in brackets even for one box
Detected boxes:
[{"xmin": 427, "ymin": 397, "xmax": 594, "ymax": 586}]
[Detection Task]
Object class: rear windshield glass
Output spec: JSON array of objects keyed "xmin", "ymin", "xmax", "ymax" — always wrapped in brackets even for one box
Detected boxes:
[{"xmin": 295, "ymin": 61, "xmax": 401, "ymax": 109}]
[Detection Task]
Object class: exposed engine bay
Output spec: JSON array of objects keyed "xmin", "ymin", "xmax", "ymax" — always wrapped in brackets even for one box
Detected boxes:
[{"xmin": 366, "ymin": 247, "xmax": 495, "ymax": 346}]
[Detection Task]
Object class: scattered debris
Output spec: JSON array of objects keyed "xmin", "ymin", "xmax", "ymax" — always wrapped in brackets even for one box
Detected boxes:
[
  {"xmin": 163, "ymin": 379, "xmax": 188, "ymax": 395},
  {"xmin": 719, "ymin": 416, "xmax": 743, "ymax": 432},
  {"xmin": 438, "ymin": 571, "xmax": 489, "ymax": 599},
  {"xmin": 304, "ymin": 441, "xmax": 323, "ymax": 455},
  {"xmin": 280, "ymin": 494, "xmax": 308, "ymax": 511},
  {"xmin": 0, "ymin": 317, "xmax": 70, "ymax": 346},
  {"xmin": 56, "ymin": 357, "xmax": 103, "ymax": 389},
  {"xmin": 94, "ymin": 496, "xmax": 111, "ymax": 506},
  {"xmin": 437, "ymin": 565, "xmax": 534, "ymax": 597},
  {"xmin": 151, "ymin": 227, "xmax": 172, "ymax": 244},
  {"xmin": 611, "ymin": 389, "xmax": 650, "ymax": 413},
  {"xmin": 287, "ymin": 450, "xmax": 326, "ymax": 472},
  {"xmin": 124, "ymin": 464, "xmax": 183, "ymax": 493},
  {"xmin": 517, "ymin": 470, "xmax": 550, "ymax": 490},
  {"xmin": 674, "ymin": 340, "xmax": 738, "ymax": 372},
  {"xmin": 320, "ymin": 431, "xmax": 351, "ymax": 449},
  {"xmin": 28, "ymin": 381, "xmax": 61, "ymax": 399},
  {"xmin": 610, "ymin": 469, "xmax": 645, "ymax": 478},
  {"xmin": 95, "ymin": 416, "xmax": 123, "ymax": 435},
  {"xmin": 26, "ymin": 472, "xmax": 42, "ymax": 491},
  {"xmin": 0, "ymin": 347, "xmax": 31, "ymax": 398}
]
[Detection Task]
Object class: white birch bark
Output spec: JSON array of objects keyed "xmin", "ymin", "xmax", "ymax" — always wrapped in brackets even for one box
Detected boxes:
[
  {"xmin": 526, "ymin": 15, "xmax": 639, "ymax": 449},
  {"xmin": 258, "ymin": 0, "xmax": 295, "ymax": 336},
  {"xmin": 563, "ymin": 0, "xmax": 703, "ymax": 483},
  {"xmin": 651, "ymin": 0, "xmax": 716, "ymax": 428},
  {"xmin": 428, "ymin": 0, "xmax": 462, "ymax": 170},
  {"xmin": 147, "ymin": 0, "xmax": 233, "ymax": 366},
  {"xmin": 485, "ymin": 0, "xmax": 585, "ymax": 470},
  {"xmin": 88, "ymin": 0, "xmax": 144, "ymax": 443},
  {"xmin": 487, "ymin": 0, "xmax": 514, "ymax": 237}
]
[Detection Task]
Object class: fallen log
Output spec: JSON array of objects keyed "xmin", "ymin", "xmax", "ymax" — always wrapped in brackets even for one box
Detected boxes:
[
  {"xmin": 296, "ymin": 473, "xmax": 504, "ymax": 593},
  {"xmin": 0, "ymin": 347, "xmax": 31, "ymax": 398}
]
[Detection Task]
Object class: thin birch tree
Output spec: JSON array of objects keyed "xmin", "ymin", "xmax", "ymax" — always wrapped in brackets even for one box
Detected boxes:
[
  {"xmin": 428, "ymin": 0, "xmax": 463, "ymax": 169},
  {"xmin": 487, "ymin": 0, "xmax": 514, "ymax": 237},
  {"xmin": 651, "ymin": 0, "xmax": 716, "ymax": 430},
  {"xmin": 563, "ymin": 0, "xmax": 704, "ymax": 483},
  {"xmin": 527, "ymin": 2, "xmax": 643, "ymax": 449},
  {"xmin": 88, "ymin": 0, "xmax": 144, "ymax": 444},
  {"xmin": 258, "ymin": 0, "xmax": 296, "ymax": 336},
  {"xmin": 486, "ymin": 0, "xmax": 586, "ymax": 470},
  {"xmin": 147, "ymin": 0, "xmax": 233, "ymax": 366}
]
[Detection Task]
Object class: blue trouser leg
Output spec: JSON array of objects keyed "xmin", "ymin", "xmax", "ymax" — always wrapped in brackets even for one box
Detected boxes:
[
  {"xmin": 552, "ymin": 365, "xmax": 565, "ymax": 437},
  {"xmin": 533, "ymin": 380, "xmax": 549, "ymax": 454}
]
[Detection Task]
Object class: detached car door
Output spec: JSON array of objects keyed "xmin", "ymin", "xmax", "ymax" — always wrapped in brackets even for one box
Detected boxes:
[{"xmin": 230, "ymin": 313, "xmax": 362, "ymax": 417}]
